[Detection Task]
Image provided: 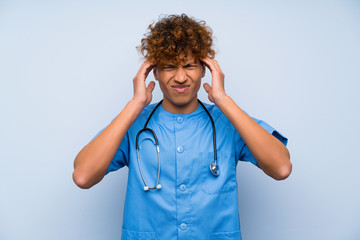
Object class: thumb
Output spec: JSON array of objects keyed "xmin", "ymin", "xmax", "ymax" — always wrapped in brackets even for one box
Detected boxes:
[
  {"xmin": 146, "ymin": 81, "xmax": 156, "ymax": 93},
  {"xmin": 203, "ymin": 83, "xmax": 211, "ymax": 93}
]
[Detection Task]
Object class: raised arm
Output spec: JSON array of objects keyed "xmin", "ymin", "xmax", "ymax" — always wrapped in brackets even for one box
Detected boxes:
[
  {"xmin": 72, "ymin": 61, "xmax": 156, "ymax": 189},
  {"xmin": 201, "ymin": 57, "xmax": 292, "ymax": 180}
]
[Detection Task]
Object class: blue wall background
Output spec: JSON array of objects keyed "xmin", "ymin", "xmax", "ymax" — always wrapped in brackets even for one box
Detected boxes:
[{"xmin": 1, "ymin": 0, "xmax": 359, "ymax": 239}]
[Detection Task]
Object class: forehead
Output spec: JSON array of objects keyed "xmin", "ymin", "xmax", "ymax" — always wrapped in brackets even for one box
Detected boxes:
[{"xmin": 160, "ymin": 54, "xmax": 200, "ymax": 66}]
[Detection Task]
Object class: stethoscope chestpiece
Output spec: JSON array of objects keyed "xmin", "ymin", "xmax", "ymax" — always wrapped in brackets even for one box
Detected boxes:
[{"xmin": 210, "ymin": 161, "xmax": 220, "ymax": 177}]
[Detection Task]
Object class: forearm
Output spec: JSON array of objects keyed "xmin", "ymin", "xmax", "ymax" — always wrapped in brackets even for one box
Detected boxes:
[
  {"xmin": 73, "ymin": 100, "xmax": 145, "ymax": 188},
  {"xmin": 200, "ymin": 57, "xmax": 291, "ymax": 180},
  {"xmin": 214, "ymin": 95, "xmax": 291, "ymax": 180}
]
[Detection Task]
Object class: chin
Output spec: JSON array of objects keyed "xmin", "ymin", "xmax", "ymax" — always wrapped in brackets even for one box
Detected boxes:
[
  {"xmin": 170, "ymin": 99, "xmax": 190, "ymax": 106},
  {"xmin": 168, "ymin": 96, "xmax": 195, "ymax": 106}
]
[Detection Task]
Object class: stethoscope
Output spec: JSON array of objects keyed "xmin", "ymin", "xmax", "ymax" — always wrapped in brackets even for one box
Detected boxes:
[{"xmin": 136, "ymin": 99, "xmax": 220, "ymax": 191}]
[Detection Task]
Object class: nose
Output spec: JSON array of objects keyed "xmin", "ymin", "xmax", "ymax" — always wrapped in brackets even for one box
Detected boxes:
[{"xmin": 174, "ymin": 67, "xmax": 187, "ymax": 83}]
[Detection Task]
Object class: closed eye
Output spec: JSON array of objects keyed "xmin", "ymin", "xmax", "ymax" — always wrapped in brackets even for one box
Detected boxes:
[
  {"xmin": 162, "ymin": 65, "xmax": 176, "ymax": 70},
  {"xmin": 184, "ymin": 64, "xmax": 198, "ymax": 69}
]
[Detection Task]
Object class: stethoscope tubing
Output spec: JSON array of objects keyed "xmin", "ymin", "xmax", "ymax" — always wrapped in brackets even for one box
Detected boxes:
[
  {"xmin": 136, "ymin": 99, "xmax": 219, "ymax": 191},
  {"xmin": 136, "ymin": 127, "xmax": 161, "ymax": 190},
  {"xmin": 198, "ymin": 100, "xmax": 217, "ymax": 165}
]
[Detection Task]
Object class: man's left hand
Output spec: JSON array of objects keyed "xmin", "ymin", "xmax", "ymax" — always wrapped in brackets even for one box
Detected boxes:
[{"xmin": 201, "ymin": 57, "xmax": 227, "ymax": 104}]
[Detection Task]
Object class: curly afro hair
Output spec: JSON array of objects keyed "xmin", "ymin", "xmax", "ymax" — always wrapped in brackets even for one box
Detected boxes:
[{"xmin": 137, "ymin": 14, "xmax": 215, "ymax": 65}]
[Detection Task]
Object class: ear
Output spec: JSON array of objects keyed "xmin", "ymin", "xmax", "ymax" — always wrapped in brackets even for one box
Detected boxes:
[
  {"xmin": 201, "ymin": 63, "xmax": 206, "ymax": 78},
  {"xmin": 153, "ymin": 67, "xmax": 159, "ymax": 81}
]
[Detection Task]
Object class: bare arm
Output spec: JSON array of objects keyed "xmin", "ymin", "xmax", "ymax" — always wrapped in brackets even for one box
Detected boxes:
[
  {"xmin": 72, "ymin": 62, "xmax": 156, "ymax": 189},
  {"xmin": 201, "ymin": 57, "xmax": 292, "ymax": 180}
]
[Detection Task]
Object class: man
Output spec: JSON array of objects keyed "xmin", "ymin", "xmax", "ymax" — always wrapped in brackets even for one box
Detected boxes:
[{"xmin": 73, "ymin": 14, "xmax": 291, "ymax": 240}]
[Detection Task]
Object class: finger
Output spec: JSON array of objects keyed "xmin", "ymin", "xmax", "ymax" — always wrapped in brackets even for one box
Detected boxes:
[
  {"xmin": 143, "ymin": 63, "xmax": 155, "ymax": 79},
  {"xmin": 207, "ymin": 58, "xmax": 222, "ymax": 72},
  {"xmin": 201, "ymin": 57, "xmax": 217, "ymax": 72},
  {"xmin": 200, "ymin": 57, "xmax": 212, "ymax": 71},
  {"xmin": 146, "ymin": 81, "xmax": 156, "ymax": 93},
  {"xmin": 203, "ymin": 83, "xmax": 211, "ymax": 93},
  {"xmin": 201, "ymin": 57, "xmax": 222, "ymax": 73},
  {"xmin": 210, "ymin": 58, "xmax": 221, "ymax": 71},
  {"xmin": 136, "ymin": 61, "xmax": 155, "ymax": 80},
  {"xmin": 203, "ymin": 83, "xmax": 214, "ymax": 103}
]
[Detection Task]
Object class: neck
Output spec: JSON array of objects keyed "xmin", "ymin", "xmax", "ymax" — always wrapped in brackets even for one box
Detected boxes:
[{"xmin": 161, "ymin": 97, "xmax": 199, "ymax": 114}]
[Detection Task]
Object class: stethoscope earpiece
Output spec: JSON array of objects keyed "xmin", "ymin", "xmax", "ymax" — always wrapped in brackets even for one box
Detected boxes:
[{"xmin": 143, "ymin": 184, "xmax": 161, "ymax": 191}]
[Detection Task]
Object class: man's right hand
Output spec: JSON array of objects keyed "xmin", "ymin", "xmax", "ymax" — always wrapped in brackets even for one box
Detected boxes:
[
  {"xmin": 132, "ymin": 61, "xmax": 156, "ymax": 107},
  {"xmin": 73, "ymin": 61, "xmax": 157, "ymax": 189}
]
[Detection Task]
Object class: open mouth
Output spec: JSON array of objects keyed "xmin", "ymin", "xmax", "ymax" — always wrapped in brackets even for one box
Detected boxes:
[{"xmin": 172, "ymin": 85, "xmax": 190, "ymax": 93}]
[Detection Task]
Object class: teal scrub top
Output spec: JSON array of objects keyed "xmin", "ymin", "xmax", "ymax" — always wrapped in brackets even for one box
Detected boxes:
[{"xmin": 92, "ymin": 102, "xmax": 288, "ymax": 240}]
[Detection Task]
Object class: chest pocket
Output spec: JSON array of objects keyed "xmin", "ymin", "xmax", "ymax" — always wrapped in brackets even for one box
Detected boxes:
[{"xmin": 199, "ymin": 151, "xmax": 237, "ymax": 195}]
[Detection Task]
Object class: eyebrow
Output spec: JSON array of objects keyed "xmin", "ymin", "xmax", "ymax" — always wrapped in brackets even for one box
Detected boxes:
[
  {"xmin": 161, "ymin": 62, "xmax": 198, "ymax": 68},
  {"xmin": 183, "ymin": 62, "xmax": 198, "ymax": 66}
]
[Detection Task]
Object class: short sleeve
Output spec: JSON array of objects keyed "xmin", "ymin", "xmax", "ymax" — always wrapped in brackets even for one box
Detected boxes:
[
  {"xmin": 235, "ymin": 116, "xmax": 288, "ymax": 167},
  {"xmin": 89, "ymin": 126, "xmax": 130, "ymax": 175}
]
